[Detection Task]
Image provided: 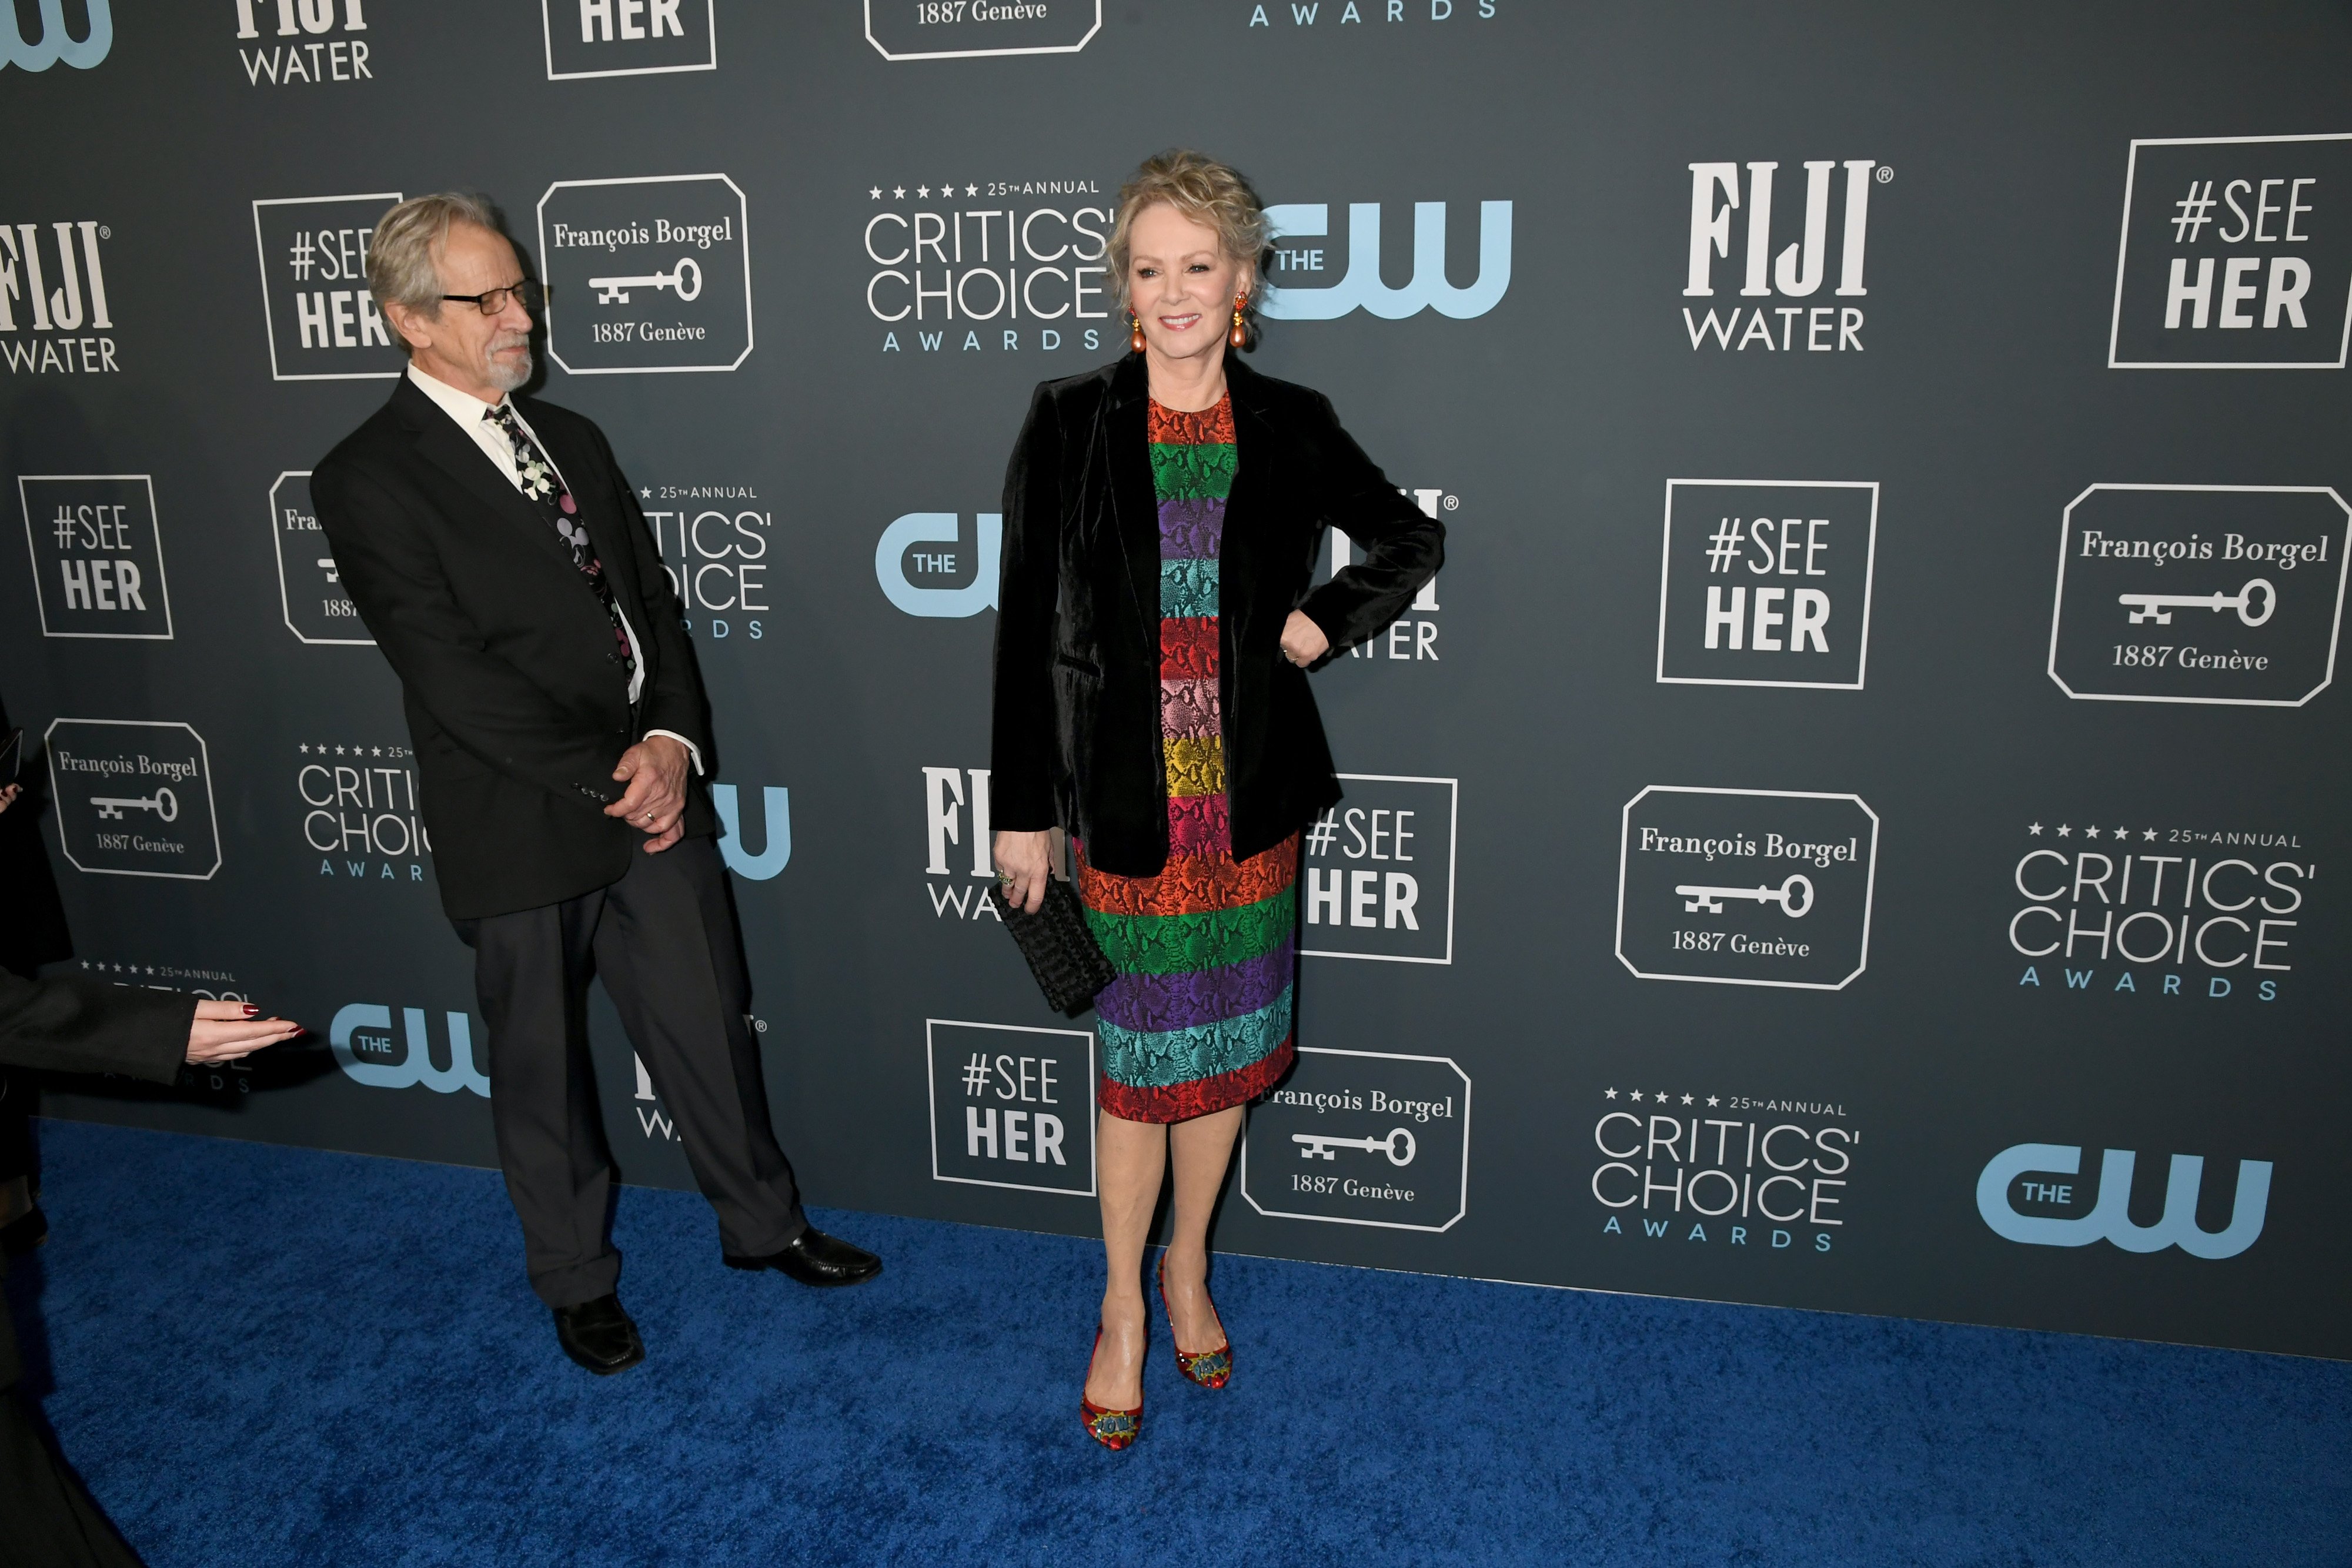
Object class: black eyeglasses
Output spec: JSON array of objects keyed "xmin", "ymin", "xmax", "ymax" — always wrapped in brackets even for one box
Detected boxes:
[{"xmin": 440, "ymin": 279, "xmax": 546, "ymax": 316}]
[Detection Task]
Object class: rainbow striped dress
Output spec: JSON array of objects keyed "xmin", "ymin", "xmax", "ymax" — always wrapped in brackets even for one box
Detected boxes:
[{"xmin": 1077, "ymin": 394, "xmax": 1298, "ymax": 1124}]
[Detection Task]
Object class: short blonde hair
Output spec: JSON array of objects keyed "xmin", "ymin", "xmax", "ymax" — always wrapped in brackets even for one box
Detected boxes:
[
  {"xmin": 367, "ymin": 192, "xmax": 505, "ymax": 356},
  {"xmin": 1108, "ymin": 150, "xmax": 1269, "ymax": 345}
]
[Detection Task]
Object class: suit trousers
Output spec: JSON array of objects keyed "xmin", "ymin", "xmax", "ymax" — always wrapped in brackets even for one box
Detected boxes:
[
  {"xmin": 461, "ymin": 834, "xmax": 804, "ymax": 1308},
  {"xmin": 0, "ymin": 1388, "xmax": 145, "ymax": 1567}
]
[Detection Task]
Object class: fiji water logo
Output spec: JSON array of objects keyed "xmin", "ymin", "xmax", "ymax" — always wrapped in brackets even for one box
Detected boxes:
[
  {"xmin": 330, "ymin": 1004, "xmax": 489, "ymax": 1096},
  {"xmin": 1262, "ymin": 200, "xmax": 1512, "ymax": 320},
  {"xmin": 1976, "ymin": 1142, "xmax": 2271, "ymax": 1259},
  {"xmin": 2, "ymin": 0, "xmax": 111, "ymax": 70}
]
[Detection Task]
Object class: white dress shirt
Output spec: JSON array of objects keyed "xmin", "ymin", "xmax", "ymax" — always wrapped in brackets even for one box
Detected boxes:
[{"xmin": 406, "ymin": 363, "xmax": 700, "ymax": 774}]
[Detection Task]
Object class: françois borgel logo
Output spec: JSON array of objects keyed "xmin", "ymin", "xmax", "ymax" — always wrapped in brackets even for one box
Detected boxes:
[
  {"xmin": 1977, "ymin": 1142, "xmax": 2269, "ymax": 1259},
  {"xmin": 1, "ymin": 219, "xmax": 118, "ymax": 375},
  {"xmin": 1682, "ymin": 159, "xmax": 1882, "ymax": 352},
  {"xmin": 270, "ymin": 472, "xmax": 370, "ymax": 644},
  {"xmin": 19, "ymin": 475, "xmax": 171, "ymax": 640},
  {"xmin": 2107, "ymin": 133, "xmax": 2352, "ymax": 370},
  {"xmin": 233, "ymin": 0, "xmax": 370, "ymax": 87},
  {"xmin": 927, "ymin": 1020, "xmax": 1095, "ymax": 1197},
  {"xmin": 1656, "ymin": 479, "xmax": 1877, "ymax": 689},
  {"xmin": 45, "ymin": 718, "xmax": 222, "ymax": 881},
  {"xmin": 1264, "ymin": 199, "xmax": 1511, "ymax": 321},
  {"xmin": 2004, "ymin": 817, "xmax": 2311, "ymax": 1004},
  {"xmin": 538, "ymin": 175, "xmax": 751, "ymax": 374},
  {"xmin": 544, "ymin": 0, "xmax": 715, "ymax": 79},
  {"xmin": 865, "ymin": 0, "xmax": 1100, "ymax": 61},
  {"xmin": 2048, "ymin": 484, "xmax": 2348, "ymax": 707},
  {"xmin": 1617, "ymin": 786, "xmax": 1877, "ymax": 990},
  {"xmin": 330, "ymin": 1003, "xmax": 489, "ymax": 1096},
  {"xmin": 3, "ymin": 0, "xmax": 110, "ymax": 71},
  {"xmin": 1241, "ymin": 1048, "xmax": 1469, "ymax": 1233},
  {"xmin": 1589, "ymin": 1088, "xmax": 1856, "ymax": 1255},
  {"xmin": 1302, "ymin": 774, "xmax": 1458, "ymax": 965},
  {"xmin": 252, "ymin": 194, "xmax": 403, "ymax": 381}
]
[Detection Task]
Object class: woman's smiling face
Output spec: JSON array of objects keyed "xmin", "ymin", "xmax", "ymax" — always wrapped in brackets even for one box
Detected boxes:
[{"xmin": 1127, "ymin": 202, "xmax": 1249, "ymax": 363}]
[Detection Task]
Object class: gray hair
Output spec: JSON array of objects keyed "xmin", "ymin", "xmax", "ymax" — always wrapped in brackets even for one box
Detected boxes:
[{"xmin": 366, "ymin": 192, "xmax": 505, "ymax": 355}]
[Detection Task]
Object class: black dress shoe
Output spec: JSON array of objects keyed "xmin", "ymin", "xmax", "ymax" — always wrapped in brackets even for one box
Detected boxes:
[
  {"xmin": 0, "ymin": 1204, "xmax": 46, "ymax": 1258},
  {"xmin": 552, "ymin": 1293, "xmax": 645, "ymax": 1375},
  {"xmin": 724, "ymin": 1228, "xmax": 882, "ymax": 1288}
]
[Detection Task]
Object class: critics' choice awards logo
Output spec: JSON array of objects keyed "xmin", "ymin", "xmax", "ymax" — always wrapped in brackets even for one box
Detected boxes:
[
  {"xmin": 866, "ymin": 181, "xmax": 1114, "ymax": 357},
  {"xmin": 927, "ymin": 1021, "xmax": 1095, "ymax": 1196},
  {"xmin": 3, "ymin": 0, "xmax": 109, "ymax": 71},
  {"xmin": 539, "ymin": 175, "xmax": 751, "ymax": 374},
  {"xmin": 866, "ymin": 0, "xmax": 1100, "ymax": 61},
  {"xmin": 1978, "ymin": 1142, "xmax": 2269, "ymax": 1259},
  {"xmin": 1656, "ymin": 480, "xmax": 1877, "ymax": 689},
  {"xmin": 639, "ymin": 483, "xmax": 774, "ymax": 636},
  {"xmin": 2108, "ymin": 133, "xmax": 2352, "ymax": 370},
  {"xmin": 1590, "ymin": 1088, "xmax": 1855, "ymax": 1255},
  {"xmin": 297, "ymin": 740, "xmax": 429, "ymax": 883},
  {"xmin": 921, "ymin": 767, "xmax": 1004, "ymax": 922},
  {"xmin": 2049, "ymin": 484, "xmax": 2348, "ymax": 707},
  {"xmin": 270, "ymin": 472, "xmax": 369, "ymax": 644},
  {"xmin": 1617, "ymin": 787, "xmax": 1878, "ymax": 990},
  {"xmin": 1302, "ymin": 775, "xmax": 1458, "ymax": 965},
  {"xmin": 545, "ymin": 0, "xmax": 714, "ymax": 79},
  {"xmin": 2006, "ymin": 818, "xmax": 2310, "ymax": 1002},
  {"xmin": 1241, "ymin": 1049, "xmax": 1469, "ymax": 1232},
  {"xmin": 252, "ymin": 194, "xmax": 402, "ymax": 380},
  {"xmin": 233, "ymin": 0, "xmax": 371, "ymax": 86},
  {"xmin": 44, "ymin": 719, "xmax": 222, "ymax": 881},
  {"xmin": 0, "ymin": 219, "xmax": 118, "ymax": 376},
  {"xmin": 19, "ymin": 476, "xmax": 171, "ymax": 640},
  {"xmin": 330, "ymin": 1002, "xmax": 489, "ymax": 1095},
  {"xmin": 1264, "ymin": 200, "xmax": 1511, "ymax": 322},
  {"xmin": 1682, "ymin": 159, "xmax": 1882, "ymax": 353}
]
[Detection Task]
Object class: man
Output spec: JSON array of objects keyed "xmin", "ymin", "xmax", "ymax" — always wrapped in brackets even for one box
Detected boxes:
[{"xmin": 312, "ymin": 193, "xmax": 876, "ymax": 1376}]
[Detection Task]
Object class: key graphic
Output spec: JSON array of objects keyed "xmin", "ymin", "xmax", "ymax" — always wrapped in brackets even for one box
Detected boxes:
[
  {"xmin": 2117, "ymin": 577, "xmax": 2275, "ymax": 627},
  {"xmin": 1676, "ymin": 872, "xmax": 1813, "ymax": 917},
  {"xmin": 1293, "ymin": 1127, "xmax": 1417, "ymax": 1166},
  {"xmin": 587, "ymin": 258, "xmax": 703, "ymax": 306},
  {"xmin": 317, "ymin": 557, "xmax": 339, "ymax": 584},
  {"xmin": 92, "ymin": 788, "xmax": 177, "ymax": 822}
]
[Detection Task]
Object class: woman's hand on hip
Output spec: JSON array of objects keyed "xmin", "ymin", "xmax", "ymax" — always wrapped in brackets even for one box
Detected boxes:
[
  {"xmin": 1280, "ymin": 610, "xmax": 1331, "ymax": 667},
  {"xmin": 993, "ymin": 829, "xmax": 1054, "ymax": 914}
]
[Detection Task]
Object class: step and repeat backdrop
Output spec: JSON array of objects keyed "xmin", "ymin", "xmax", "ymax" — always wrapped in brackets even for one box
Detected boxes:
[{"xmin": 2, "ymin": 2, "xmax": 2346, "ymax": 1360}]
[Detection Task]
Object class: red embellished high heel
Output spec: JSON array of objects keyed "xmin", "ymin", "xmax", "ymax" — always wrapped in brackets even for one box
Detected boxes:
[
  {"xmin": 1157, "ymin": 1253, "xmax": 1232, "ymax": 1389},
  {"xmin": 1080, "ymin": 1329, "xmax": 1142, "ymax": 1450}
]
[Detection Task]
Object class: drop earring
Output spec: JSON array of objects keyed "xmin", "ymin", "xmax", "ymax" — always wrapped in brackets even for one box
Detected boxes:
[
  {"xmin": 1229, "ymin": 294, "xmax": 1248, "ymax": 349},
  {"xmin": 1130, "ymin": 312, "xmax": 1147, "ymax": 353}
]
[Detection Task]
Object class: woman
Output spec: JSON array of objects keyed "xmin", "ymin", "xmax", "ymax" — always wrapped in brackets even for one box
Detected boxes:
[{"xmin": 990, "ymin": 149, "xmax": 1443, "ymax": 1449}]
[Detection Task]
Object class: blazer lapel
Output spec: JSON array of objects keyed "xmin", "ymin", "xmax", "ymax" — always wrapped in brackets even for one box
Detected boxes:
[
  {"xmin": 1103, "ymin": 354, "xmax": 1160, "ymax": 631},
  {"xmin": 397, "ymin": 383, "xmax": 583, "ymax": 581}
]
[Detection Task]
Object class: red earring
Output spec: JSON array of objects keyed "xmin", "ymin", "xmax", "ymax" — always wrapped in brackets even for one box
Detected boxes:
[
  {"xmin": 1229, "ymin": 294, "xmax": 1248, "ymax": 349},
  {"xmin": 1130, "ymin": 312, "xmax": 1146, "ymax": 353}
]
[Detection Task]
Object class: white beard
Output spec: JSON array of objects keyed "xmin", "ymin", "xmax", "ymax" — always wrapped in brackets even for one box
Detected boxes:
[{"xmin": 483, "ymin": 338, "xmax": 533, "ymax": 392}]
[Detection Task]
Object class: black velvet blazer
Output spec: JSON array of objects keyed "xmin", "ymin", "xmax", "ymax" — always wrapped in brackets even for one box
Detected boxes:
[{"xmin": 990, "ymin": 353, "xmax": 1444, "ymax": 878}]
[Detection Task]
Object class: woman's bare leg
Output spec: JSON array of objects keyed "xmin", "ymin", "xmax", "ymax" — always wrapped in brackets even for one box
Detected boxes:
[
  {"xmin": 1085, "ymin": 1108, "xmax": 1166, "ymax": 1407},
  {"xmin": 1161, "ymin": 1104, "xmax": 1243, "ymax": 1350}
]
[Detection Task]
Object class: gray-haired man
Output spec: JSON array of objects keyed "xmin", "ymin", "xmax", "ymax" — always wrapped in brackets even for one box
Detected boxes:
[{"xmin": 312, "ymin": 193, "xmax": 877, "ymax": 1375}]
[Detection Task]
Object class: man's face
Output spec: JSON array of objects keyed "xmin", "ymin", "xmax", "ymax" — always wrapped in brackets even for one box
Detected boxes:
[{"xmin": 397, "ymin": 221, "xmax": 534, "ymax": 397}]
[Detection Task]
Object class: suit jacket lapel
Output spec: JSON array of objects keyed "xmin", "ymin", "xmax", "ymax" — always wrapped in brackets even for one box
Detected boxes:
[
  {"xmin": 397, "ymin": 382, "xmax": 584, "ymax": 583},
  {"xmin": 1104, "ymin": 355, "xmax": 1160, "ymax": 632}
]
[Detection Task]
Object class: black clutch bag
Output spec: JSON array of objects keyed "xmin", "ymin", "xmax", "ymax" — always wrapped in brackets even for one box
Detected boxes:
[{"xmin": 1001, "ymin": 876, "xmax": 1117, "ymax": 1016}]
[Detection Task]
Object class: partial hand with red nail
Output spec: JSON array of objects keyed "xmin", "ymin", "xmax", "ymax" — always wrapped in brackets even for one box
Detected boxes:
[{"xmin": 186, "ymin": 999, "xmax": 305, "ymax": 1064}]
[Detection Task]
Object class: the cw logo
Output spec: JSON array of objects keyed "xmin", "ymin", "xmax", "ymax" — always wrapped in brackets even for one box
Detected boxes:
[
  {"xmin": 1262, "ymin": 201, "xmax": 1512, "ymax": 320},
  {"xmin": 330, "ymin": 1004, "xmax": 490, "ymax": 1096},
  {"xmin": 2, "ymin": 0, "xmax": 111, "ymax": 70},
  {"xmin": 1976, "ymin": 1143, "xmax": 2272, "ymax": 1260},
  {"xmin": 713, "ymin": 783, "xmax": 790, "ymax": 880},
  {"xmin": 876, "ymin": 512, "xmax": 1001, "ymax": 618}
]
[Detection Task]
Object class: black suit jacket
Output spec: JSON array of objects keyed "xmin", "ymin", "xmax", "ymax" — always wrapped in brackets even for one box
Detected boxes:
[
  {"xmin": 991, "ymin": 354, "xmax": 1444, "ymax": 877},
  {"xmin": 313, "ymin": 375, "xmax": 715, "ymax": 920},
  {"xmin": 0, "ymin": 970, "xmax": 192, "ymax": 1390}
]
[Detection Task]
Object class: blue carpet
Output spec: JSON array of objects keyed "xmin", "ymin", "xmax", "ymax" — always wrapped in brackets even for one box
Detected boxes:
[{"xmin": 5, "ymin": 1122, "xmax": 2347, "ymax": 1566}]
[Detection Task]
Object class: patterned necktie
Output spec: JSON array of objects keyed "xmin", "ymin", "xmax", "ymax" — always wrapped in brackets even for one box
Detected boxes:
[{"xmin": 484, "ymin": 404, "xmax": 636, "ymax": 677}]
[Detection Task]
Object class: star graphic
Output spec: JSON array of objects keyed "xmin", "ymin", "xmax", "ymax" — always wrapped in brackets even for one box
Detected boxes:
[
  {"xmin": 2144, "ymin": 828, "xmax": 2159, "ymax": 842},
  {"xmin": 1681, "ymin": 1094, "xmax": 1694, "ymax": 1105},
  {"xmin": 1652, "ymin": 1091, "xmax": 1667, "ymax": 1102},
  {"xmin": 868, "ymin": 186, "xmax": 881, "ymax": 200},
  {"xmin": 2085, "ymin": 825, "xmax": 2102, "ymax": 840},
  {"xmin": 2114, "ymin": 826, "xmax": 2129, "ymax": 840},
  {"xmin": 335, "ymin": 745, "xmax": 347, "ymax": 756},
  {"xmin": 2056, "ymin": 824, "xmax": 2072, "ymax": 837},
  {"xmin": 1629, "ymin": 1090, "xmax": 1644, "ymax": 1103},
  {"xmin": 298, "ymin": 743, "xmax": 309, "ymax": 754},
  {"xmin": 1706, "ymin": 1095, "xmax": 1720, "ymax": 1107},
  {"xmin": 965, "ymin": 183, "xmax": 978, "ymax": 196},
  {"xmin": 939, "ymin": 176, "xmax": 953, "ymax": 192},
  {"xmin": 893, "ymin": 185, "xmax": 906, "ymax": 199},
  {"xmin": 1603, "ymin": 1088, "xmax": 1618, "ymax": 1099},
  {"xmin": 640, "ymin": 486, "xmax": 652, "ymax": 499},
  {"xmin": 2026, "ymin": 821, "xmax": 2043, "ymax": 835},
  {"xmin": 917, "ymin": 185, "xmax": 930, "ymax": 198},
  {"xmin": 78, "ymin": 960, "xmax": 89, "ymax": 969},
  {"xmin": 372, "ymin": 747, "xmax": 383, "ymax": 758}
]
